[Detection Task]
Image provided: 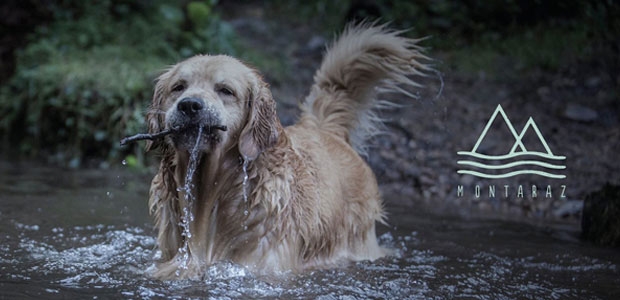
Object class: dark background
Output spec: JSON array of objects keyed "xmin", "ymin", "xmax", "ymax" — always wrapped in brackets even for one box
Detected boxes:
[{"xmin": 0, "ymin": 0, "xmax": 618, "ymax": 226}]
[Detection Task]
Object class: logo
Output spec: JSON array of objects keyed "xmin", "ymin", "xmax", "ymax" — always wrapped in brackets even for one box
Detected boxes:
[{"xmin": 457, "ymin": 104, "xmax": 566, "ymax": 179}]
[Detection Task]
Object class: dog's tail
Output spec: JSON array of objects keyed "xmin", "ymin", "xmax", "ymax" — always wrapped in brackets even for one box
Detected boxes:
[{"xmin": 300, "ymin": 23, "xmax": 432, "ymax": 156}]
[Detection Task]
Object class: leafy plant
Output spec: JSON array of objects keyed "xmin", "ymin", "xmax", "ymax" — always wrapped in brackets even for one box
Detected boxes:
[{"xmin": 0, "ymin": 0, "xmax": 240, "ymax": 167}]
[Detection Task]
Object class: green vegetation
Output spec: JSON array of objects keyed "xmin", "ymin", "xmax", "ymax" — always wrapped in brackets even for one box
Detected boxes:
[
  {"xmin": 1, "ymin": 0, "xmax": 617, "ymax": 166},
  {"xmin": 446, "ymin": 26, "xmax": 591, "ymax": 75},
  {"xmin": 270, "ymin": 0, "xmax": 618, "ymax": 76},
  {"xmin": 0, "ymin": 0, "xmax": 244, "ymax": 167}
]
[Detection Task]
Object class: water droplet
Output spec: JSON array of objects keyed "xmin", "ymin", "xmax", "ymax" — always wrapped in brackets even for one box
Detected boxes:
[
  {"xmin": 243, "ymin": 225, "xmax": 248, "ymax": 231},
  {"xmin": 243, "ymin": 210, "xmax": 249, "ymax": 216},
  {"xmin": 121, "ymin": 159, "xmax": 127, "ymax": 166},
  {"xmin": 242, "ymin": 157, "xmax": 249, "ymax": 204}
]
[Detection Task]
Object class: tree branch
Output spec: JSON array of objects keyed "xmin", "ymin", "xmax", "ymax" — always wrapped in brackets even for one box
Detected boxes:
[{"xmin": 120, "ymin": 125, "xmax": 227, "ymax": 146}]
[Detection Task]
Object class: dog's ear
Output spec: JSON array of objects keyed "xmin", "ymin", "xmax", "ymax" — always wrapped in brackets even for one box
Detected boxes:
[
  {"xmin": 238, "ymin": 77, "xmax": 280, "ymax": 161},
  {"xmin": 145, "ymin": 72, "xmax": 169, "ymax": 152},
  {"xmin": 149, "ymin": 152, "xmax": 181, "ymax": 261}
]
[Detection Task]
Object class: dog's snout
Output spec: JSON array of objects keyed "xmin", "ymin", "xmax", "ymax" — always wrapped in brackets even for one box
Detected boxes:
[{"xmin": 178, "ymin": 97, "xmax": 205, "ymax": 116}]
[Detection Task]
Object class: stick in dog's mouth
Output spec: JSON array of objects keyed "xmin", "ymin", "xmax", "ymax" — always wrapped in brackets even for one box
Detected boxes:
[{"xmin": 120, "ymin": 125, "xmax": 228, "ymax": 146}]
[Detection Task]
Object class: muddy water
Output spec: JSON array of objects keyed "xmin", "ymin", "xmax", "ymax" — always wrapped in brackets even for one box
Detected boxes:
[{"xmin": 0, "ymin": 160, "xmax": 618, "ymax": 299}]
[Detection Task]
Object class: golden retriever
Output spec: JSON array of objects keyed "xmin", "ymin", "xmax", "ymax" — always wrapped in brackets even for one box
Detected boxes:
[{"xmin": 144, "ymin": 23, "xmax": 430, "ymax": 279}]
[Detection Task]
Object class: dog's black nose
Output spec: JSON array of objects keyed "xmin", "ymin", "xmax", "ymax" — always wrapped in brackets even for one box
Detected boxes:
[{"xmin": 177, "ymin": 97, "xmax": 204, "ymax": 116}]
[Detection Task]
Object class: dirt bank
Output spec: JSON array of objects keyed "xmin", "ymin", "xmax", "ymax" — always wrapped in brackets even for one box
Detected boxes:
[{"xmin": 222, "ymin": 3, "xmax": 619, "ymax": 223}]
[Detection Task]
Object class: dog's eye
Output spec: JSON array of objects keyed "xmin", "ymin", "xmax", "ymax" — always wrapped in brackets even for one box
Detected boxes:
[
  {"xmin": 171, "ymin": 83, "xmax": 185, "ymax": 93},
  {"xmin": 217, "ymin": 87, "xmax": 234, "ymax": 97}
]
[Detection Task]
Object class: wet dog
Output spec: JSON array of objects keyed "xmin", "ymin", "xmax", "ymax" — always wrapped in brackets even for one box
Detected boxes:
[{"xmin": 145, "ymin": 23, "xmax": 430, "ymax": 279}]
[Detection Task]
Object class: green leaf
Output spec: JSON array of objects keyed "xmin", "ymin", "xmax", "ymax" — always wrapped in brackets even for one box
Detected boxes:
[{"xmin": 187, "ymin": 1, "xmax": 212, "ymax": 28}]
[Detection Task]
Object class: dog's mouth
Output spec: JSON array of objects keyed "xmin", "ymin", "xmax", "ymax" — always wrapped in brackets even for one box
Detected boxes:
[
  {"xmin": 119, "ymin": 124, "xmax": 227, "ymax": 150},
  {"xmin": 120, "ymin": 96, "xmax": 228, "ymax": 152},
  {"xmin": 169, "ymin": 124, "xmax": 228, "ymax": 151}
]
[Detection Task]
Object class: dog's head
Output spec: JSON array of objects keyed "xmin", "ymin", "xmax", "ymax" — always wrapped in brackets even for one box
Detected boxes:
[{"xmin": 146, "ymin": 55, "xmax": 279, "ymax": 160}]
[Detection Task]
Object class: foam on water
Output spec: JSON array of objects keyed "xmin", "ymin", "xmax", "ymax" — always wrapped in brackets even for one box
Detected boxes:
[
  {"xmin": 14, "ymin": 225, "xmax": 155, "ymax": 285},
  {"xmin": 3, "ymin": 218, "xmax": 620, "ymax": 299}
]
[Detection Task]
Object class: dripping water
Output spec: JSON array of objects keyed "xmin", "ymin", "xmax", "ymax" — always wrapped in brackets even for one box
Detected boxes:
[
  {"xmin": 242, "ymin": 157, "xmax": 249, "ymax": 231},
  {"xmin": 176, "ymin": 126, "xmax": 203, "ymax": 275}
]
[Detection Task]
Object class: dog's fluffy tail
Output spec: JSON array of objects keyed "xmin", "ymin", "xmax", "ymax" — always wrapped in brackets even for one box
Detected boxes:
[{"xmin": 301, "ymin": 23, "xmax": 432, "ymax": 156}]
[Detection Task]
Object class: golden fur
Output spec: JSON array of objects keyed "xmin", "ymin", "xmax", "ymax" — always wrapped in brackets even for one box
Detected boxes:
[{"xmin": 145, "ymin": 23, "xmax": 430, "ymax": 279}]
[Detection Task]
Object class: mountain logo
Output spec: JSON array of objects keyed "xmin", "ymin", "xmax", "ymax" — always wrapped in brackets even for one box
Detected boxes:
[{"xmin": 457, "ymin": 104, "xmax": 566, "ymax": 179}]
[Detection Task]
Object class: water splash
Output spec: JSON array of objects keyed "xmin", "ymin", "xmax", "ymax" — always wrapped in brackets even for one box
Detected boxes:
[
  {"xmin": 4, "ymin": 160, "xmax": 619, "ymax": 298},
  {"xmin": 17, "ymin": 226, "xmax": 155, "ymax": 287},
  {"xmin": 176, "ymin": 126, "xmax": 203, "ymax": 275}
]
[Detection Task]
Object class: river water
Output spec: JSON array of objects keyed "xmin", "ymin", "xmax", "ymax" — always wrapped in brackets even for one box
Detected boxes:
[{"xmin": 0, "ymin": 160, "xmax": 618, "ymax": 299}]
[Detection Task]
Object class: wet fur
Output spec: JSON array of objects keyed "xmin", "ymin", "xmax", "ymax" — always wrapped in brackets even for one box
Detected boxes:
[{"xmin": 146, "ymin": 23, "xmax": 429, "ymax": 279}]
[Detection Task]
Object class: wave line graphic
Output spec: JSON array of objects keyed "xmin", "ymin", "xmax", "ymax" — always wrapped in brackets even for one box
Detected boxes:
[
  {"xmin": 457, "ymin": 104, "xmax": 567, "ymax": 179},
  {"xmin": 457, "ymin": 170, "xmax": 567, "ymax": 179},
  {"xmin": 457, "ymin": 151, "xmax": 566, "ymax": 160},
  {"xmin": 457, "ymin": 160, "xmax": 566, "ymax": 170}
]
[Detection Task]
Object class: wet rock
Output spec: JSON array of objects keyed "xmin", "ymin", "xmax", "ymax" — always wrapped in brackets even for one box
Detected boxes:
[
  {"xmin": 306, "ymin": 35, "xmax": 326, "ymax": 52},
  {"xmin": 563, "ymin": 103, "xmax": 599, "ymax": 122},
  {"xmin": 401, "ymin": 161, "xmax": 420, "ymax": 179},
  {"xmin": 397, "ymin": 184, "xmax": 417, "ymax": 199},
  {"xmin": 585, "ymin": 76, "xmax": 602, "ymax": 88},
  {"xmin": 581, "ymin": 184, "xmax": 620, "ymax": 247},
  {"xmin": 537, "ymin": 86, "xmax": 551, "ymax": 97},
  {"xmin": 552, "ymin": 200, "xmax": 583, "ymax": 218},
  {"xmin": 459, "ymin": 174, "xmax": 476, "ymax": 186}
]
